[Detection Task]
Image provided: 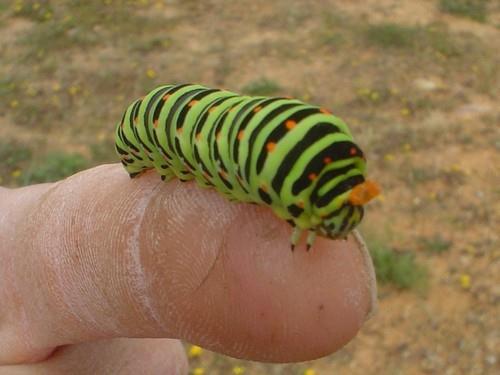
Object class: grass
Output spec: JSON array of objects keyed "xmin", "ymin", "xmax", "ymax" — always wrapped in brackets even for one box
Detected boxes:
[
  {"xmin": 403, "ymin": 166, "xmax": 441, "ymax": 188},
  {"xmin": 22, "ymin": 152, "xmax": 88, "ymax": 184},
  {"xmin": 317, "ymin": 12, "xmax": 348, "ymax": 48},
  {"xmin": 439, "ymin": 0, "xmax": 488, "ymax": 22},
  {"xmin": 364, "ymin": 22, "xmax": 463, "ymax": 57},
  {"xmin": 19, "ymin": 18, "xmax": 98, "ymax": 57},
  {"xmin": 418, "ymin": 235, "xmax": 453, "ymax": 254},
  {"xmin": 364, "ymin": 23, "xmax": 420, "ymax": 49},
  {"xmin": 241, "ymin": 78, "xmax": 282, "ymax": 96},
  {"xmin": 11, "ymin": 0, "xmax": 54, "ymax": 23},
  {"xmin": 370, "ymin": 242, "xmax": 429, "ymax": 291},
  {"xmin": 0, "ymin": 140, "xmax": 33, "ymax": 185},
  {"xmin": 0, "ymin": 141, "xmax": 92, "ymax": 187}
]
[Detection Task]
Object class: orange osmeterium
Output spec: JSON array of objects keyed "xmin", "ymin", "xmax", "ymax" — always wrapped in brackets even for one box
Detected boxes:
[{"xmin": 348, "ymin": 180, "xmax": 381, "ymax": 206}]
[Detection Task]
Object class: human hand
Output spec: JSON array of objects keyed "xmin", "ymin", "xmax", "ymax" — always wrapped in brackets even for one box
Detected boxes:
[{"xmin": 0, "ymin": 164, "xmax": 377, "ymax": 374}]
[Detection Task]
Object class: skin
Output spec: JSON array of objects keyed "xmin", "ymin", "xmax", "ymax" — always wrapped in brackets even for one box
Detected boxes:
[{"xmin": 0, "ymin": 164, "xmax": 377, "ymax": 374}]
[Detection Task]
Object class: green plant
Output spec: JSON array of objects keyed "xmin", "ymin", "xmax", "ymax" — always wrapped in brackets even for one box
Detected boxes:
[
  {"xmin": 0, "ymin": 141, "xmax": 33, "ymax": 168},
  {"xmin": 439, "ymin": 0, "xmax": 488, "ymax": 22},
  {"xmin": 0, "ymin": 140, "xmax": 33, "ymax": 186},
  {"xmin": 22, "ymin": 152, "xmax": 88, "ymax": 184},
  {"xmin": 370, "ymin": 243, "xmax": 428, "ymax": 291},
  {"xmin": 418, "ymin": 235, "xmax": 452, "ymax": 254},
  {"xmin": 11, "ymin": 0, "xmax": 54, "ymax": 23},
  {"xmin": 364, "ymin": 23, "xmax": 420, "ymax": 49},
  {"xmin": 241, "ymin": 78, "xmax": 281, "ymax": 96}
]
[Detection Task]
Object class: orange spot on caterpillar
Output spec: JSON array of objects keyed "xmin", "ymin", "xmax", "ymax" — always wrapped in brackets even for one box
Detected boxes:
[
  {"xmin": 260, "ymin": 184, "xmax": 268, "ymax": 192},
  {"xmin": 253, "ymin": 106, "xmax": 262, "ymax": 113},
  {"xmin": 266, "ymin": 142, "xmax": 276, "ymax": 152},
  {"xmin": 163, "ymin": 94, "xmax": 170, "ymax": 101},
  {"xmin": 320, "ymin": 108, "xmax": 331, "ymax": 114},
  {"xmin": 177, "ymin": 127, "xmax": 183, "ymax": 135},
  {"xmin": 350, "ymin": 147, "xmax": 357, "ymax": 156},
  {"xmin": 209, "ymin": 106, "xmax": 217, "ymax": 113},
  {"xmin": 216, "ymin": 131, "xmax": 222, "ymax": 141},
  {"xmin": 153, "ymin": 119, "xmax": 159, "ymax": 128},
  {"xmin": 348, "ymin": 180, "xmax": 381, "ymax": 206},
  {"xmin": 323, "ymin": 156, "xmax": 332, "ymax": 164},
  {"xmin": 219, "ymin": 170, "xmax": 228, "ymax": 179},
  {"xmin": 196, "ymin": 133, "xmax": 202, "ymax": 141},
  {"xmin": 285, "ymin": 120, "xmax": 297, "ymax": 130},
  {"xmin": 238, "ymin": 130, "xmax": 244, "ymax": 140},
  {"xmin": 298, "ymin": 201, "xmax": 304, "ymax": 208},
  {"xmin": 188, "ymin": 100, "xmax": 199, "ymax": 107},
  {"xmin": 308, "ymin": 173, "xmax": 317, "ymax": 181}
]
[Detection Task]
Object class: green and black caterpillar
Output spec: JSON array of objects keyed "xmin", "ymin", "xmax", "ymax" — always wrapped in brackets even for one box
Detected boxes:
[{"xmin": 115, "ymin": 83, "xmax": 380, "ymax": 250}]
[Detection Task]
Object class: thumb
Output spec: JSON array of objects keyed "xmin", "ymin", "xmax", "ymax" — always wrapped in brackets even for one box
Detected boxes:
[{"xmin": 0, "ymin": 164, "xmax": 376, "ymax": 365}]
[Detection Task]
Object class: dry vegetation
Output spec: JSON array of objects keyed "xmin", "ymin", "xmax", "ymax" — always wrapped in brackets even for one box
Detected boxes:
[{"xmin": 1, "ymin": 0, "xmax": 499, "ymax": 374}]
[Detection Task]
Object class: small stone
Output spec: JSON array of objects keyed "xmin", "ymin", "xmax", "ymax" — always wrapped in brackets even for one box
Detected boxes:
[
  {"xmin": 485, "ymin": 354, "xmax": 497, "ymax": 366},
  {"xmin": 414, "ymin": 78, "xmax": 441, "ymax": 91}
]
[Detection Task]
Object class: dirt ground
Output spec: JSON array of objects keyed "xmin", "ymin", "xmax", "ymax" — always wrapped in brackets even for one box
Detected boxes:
[{"xmin": 0, "ymin": 0, "xmax": 499, "ymax": 374}]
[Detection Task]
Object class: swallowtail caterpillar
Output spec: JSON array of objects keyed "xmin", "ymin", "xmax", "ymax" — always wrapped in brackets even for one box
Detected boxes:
[{"xmin": 115, "ymin": 83, "xmax": 380, "ymax": 251}]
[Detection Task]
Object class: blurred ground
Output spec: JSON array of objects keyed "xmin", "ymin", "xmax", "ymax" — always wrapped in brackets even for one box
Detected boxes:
[{"xmin": 0, "ymin": 0, "xmax": 499, "ymax": 374}]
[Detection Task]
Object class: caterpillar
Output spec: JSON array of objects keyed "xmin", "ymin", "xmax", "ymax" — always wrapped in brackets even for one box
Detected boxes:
[{"xmin": 115, "ymin": 83, "xmax": 380, "ymax": 251}]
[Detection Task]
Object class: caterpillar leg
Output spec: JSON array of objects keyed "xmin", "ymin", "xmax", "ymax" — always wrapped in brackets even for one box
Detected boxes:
[
  {"xmin": 290, "ymin": 227, "xmax": 302, "ymax": 252},
  {"xmin": 129, "ymin": 168, "xmax": 153, "ymax": 179},
  {"xmin": 306, "ymin": 231, "xmax": 317, "ymax": 252},
  {"xmin": 160, "ymin": 171, "xmax": 174, "ymax": 182}
]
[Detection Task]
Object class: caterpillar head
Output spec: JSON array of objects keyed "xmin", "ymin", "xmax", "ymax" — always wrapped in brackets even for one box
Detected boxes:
[{"xmin": 315, "ymin": 179, "xmax": 380, "ymax": 239}]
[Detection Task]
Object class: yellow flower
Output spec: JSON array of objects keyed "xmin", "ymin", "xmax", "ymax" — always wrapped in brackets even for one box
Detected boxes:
[
  {"xmin": 26, "ymin": 86, "xmax": 37, "ymax": 96},
  {"xmin": 383, "ymin": 153, "xmax": 394, "ymax": 162},
  {"xmin": 11, "ymin": 170, "xmax": 22, "ymax": 178},
  {"xmin": 68, "ymin": 86, "xmax": 79, "ymax": 96},
  {"xmin": 459, "ymin": 274, "xmax": 471, "ymax": 289},
  {"xmin": 192, "ymin": 368, "xmax": 205, "ymax": 375},
  {"xmin": 146, "ymin": 68, "xmax": 156, "ymax": 78},
  {"xmin": 188, "ymin": 345, "xmax": 203, "ymax": 358},
  {"xmin": 357, "ymin": 88, "xmax": 370, "ymax": 96},
  {"xmin": 232, "ymin": 366, "xmax": 245, "ymax": 375},
  {"xmin": 370, "ymin": 91, "xmax": 380, "ymax": 101},
  {"xmin": 33, "ymin": 3, "xmax": 41, "ymax": 10},
  {"xmin": 403, "ymin": 143, "xmax": 412, "ymax": 152},
  {"xmin": 9, "ymin": 100, "xmax": 19, "ymax": 108},
  {"xmin": 400, "ymin": 108, "xmax": 410, "ymax": 116},
  {"xmin": 304, "ymin": 369, "xmax": 317, "ymax": 375}
]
